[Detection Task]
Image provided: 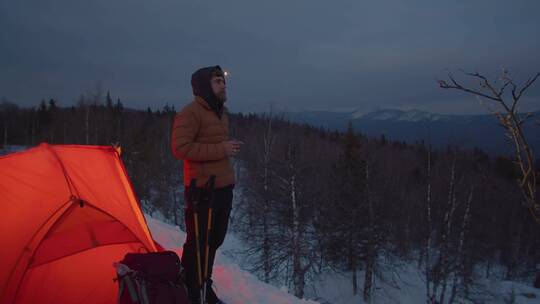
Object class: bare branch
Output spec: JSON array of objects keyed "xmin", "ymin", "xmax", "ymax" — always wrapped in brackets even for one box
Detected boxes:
[
  {"xmin": 438, "ymin": 73, "xmax": 502, "ymax": 103},
  {"xmin": 438, "ymin": 69, "xmax": 540, "ymax": 223},
  {"xmin": 498, "ymin": 79, "xmax": 513, "ymax": 97},
  {"xmin": 517, "ymin": 72, "xmax": 540, "ymax": 101},
  {"xmin": 464, "ymin": 72, "xmax": 501, "ymax": 98}
]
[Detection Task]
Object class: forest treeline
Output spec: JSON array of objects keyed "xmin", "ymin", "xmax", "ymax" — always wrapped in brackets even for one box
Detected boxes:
[{"xmin": 1, "ymin": 95, "xmax": 539, "ymax": 303}]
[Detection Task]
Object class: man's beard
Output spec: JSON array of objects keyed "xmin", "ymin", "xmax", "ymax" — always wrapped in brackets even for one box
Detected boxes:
[{"xmin": 216, "ymin": 91, "xmax": 227, "ymax": 103}]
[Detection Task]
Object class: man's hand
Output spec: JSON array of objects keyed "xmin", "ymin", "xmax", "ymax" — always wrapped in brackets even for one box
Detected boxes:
[{"xmin": 223, "ymin": 140, "xmax": 244, "ymax": 157}]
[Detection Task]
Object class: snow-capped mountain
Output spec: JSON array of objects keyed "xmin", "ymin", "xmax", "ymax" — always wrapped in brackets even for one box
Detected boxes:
[
  {"xmin": 359, "ymin": 109, "xmax": 449, "ymax": 122},
  {"xmin": 281, "ymin": 109, "xmax": 540, "ymax": 157}
]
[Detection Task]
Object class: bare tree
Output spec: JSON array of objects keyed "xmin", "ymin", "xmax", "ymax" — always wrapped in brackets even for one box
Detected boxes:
[
  {"xmin": 438, "ymin": 70, "xmax": 540, "ymax": 223},
  {"xmin": 432, "ymin": 153, "xmax": 460, "ymax": 303},
  {"xmin": 260, "ymin": 113, "xmax": 276, "ymax": 282},
  {"xmin": 245, "ymin": 112, "xmax": 277, "ymax": 283},
  {"xmin": 425, "ymin": 144, "xmax": 434, "ymax": 303},
  {"xmin": 0, "ymin": 101, "xmax": 15, "ymax": 148},
  {"xmin": 363, "ymin": 160, "xmax": 376, "ymax": 303},
  {"xmin": 273, "ymin": 141, "xmax": 314, "ymax": 298},
  {"xmin": 449, "ymin": 185, "xmax": 473, "ymax": 304}
]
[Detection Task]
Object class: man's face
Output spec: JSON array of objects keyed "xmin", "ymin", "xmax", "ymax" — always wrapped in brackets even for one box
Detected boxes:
[{"xmin": 211, "ymin": 76, "xmax": 227, "ymax": 103}]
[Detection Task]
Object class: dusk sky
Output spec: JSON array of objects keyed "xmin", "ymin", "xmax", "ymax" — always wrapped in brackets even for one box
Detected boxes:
[{"xmin": 1, "ymin": 0, "xmax": 539, "ymax": 114}]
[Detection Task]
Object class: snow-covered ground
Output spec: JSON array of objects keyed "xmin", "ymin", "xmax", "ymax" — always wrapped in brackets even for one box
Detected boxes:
[
  {"xmin": 146, "ymin": 213, "xmax": 539, "ymax": 304},
  {"xmin": 307, "ymin": 262, "xmax": 539, "ymax": 304},
  {"xmin": 4, "ymin": 144, "xmax": 538, "ymax": 303},
  {"xmin": 0, "ymin": 144, "xmax": 28, "ymax": 156},
  {"xmin": 145, "ymin": 214, "xmax": 318, "ymax": 304}
]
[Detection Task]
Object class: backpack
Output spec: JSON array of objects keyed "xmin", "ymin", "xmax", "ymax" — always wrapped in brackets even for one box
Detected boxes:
[{"xmin": 115, "ymin": 251, "xmax": 189, "ymax": 304}]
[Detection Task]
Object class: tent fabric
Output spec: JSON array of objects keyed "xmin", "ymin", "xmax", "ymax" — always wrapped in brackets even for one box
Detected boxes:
[{"xmin": 0, "ymin": 143, "xmax": 157, "ymax": 304}]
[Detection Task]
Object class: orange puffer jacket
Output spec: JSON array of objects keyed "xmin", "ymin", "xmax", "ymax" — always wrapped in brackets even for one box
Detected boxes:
[{"xmin": 171, "ymin": 96, "xmax": 235, "ymax": 189}]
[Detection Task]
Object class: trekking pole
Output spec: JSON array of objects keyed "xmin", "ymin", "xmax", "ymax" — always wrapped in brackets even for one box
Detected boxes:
[
  {"xmin": 202, "ymin": 175, "xmax": 216, "ymax": 304},
  {"xmin": 189, "ymin": 178, "xmax": 204, "ymax": 304}
]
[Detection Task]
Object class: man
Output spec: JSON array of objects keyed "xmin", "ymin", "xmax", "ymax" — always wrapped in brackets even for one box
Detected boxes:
[{"xmin": 171, "ymin": 65, "xmax": 241, "ymax": 304}]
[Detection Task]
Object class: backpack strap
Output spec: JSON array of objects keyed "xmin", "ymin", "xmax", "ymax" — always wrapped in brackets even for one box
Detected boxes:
[
  {"xmin": 118, "ymin": 275, "xmax": 139, "ymax": 304},
  {"xmin": 135, "ymin": 279, "xmax": 150, "ymax": 304}
]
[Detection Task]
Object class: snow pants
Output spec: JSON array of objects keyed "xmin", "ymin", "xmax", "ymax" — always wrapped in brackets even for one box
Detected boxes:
[{"xmin": 180, "ymin": 184, "xmax": 234, "ymax": 297}]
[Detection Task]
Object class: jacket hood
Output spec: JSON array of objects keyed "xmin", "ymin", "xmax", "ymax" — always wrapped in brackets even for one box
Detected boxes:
[{"xmin": 191, "ymin": 65, "xmax": 224, "ymax": 119}]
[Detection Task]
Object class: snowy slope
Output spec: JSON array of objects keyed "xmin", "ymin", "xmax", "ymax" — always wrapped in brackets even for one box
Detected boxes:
[
  {"xmin": 144, "ymin": 214, "xmax": 318, "ymax": 304},
  {"xmin": 0, "ymin": 145, "xmax": 28, "ymax": 156},
  {"xmin": 307, "ymin": 263, "xmax": 539, "ymax": 304},
  {"xmin": 145, "ymin": 210, "xmax": 539, "ymax": 304}
]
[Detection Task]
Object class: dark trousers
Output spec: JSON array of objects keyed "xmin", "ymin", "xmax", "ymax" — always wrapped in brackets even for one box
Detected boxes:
[{"xmin": 181, "ymin": 184, "xmax": 233, "ymax": 297}]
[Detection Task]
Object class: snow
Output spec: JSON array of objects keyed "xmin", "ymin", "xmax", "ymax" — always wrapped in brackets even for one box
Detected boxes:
[
  {"xmin": 0, "ymin": 145, "xmax": 28, "ymax": 156},
  {"xmin": 145, "ymin": 213, "xmax": 540, "ymax": 304},
  {"xmin": 397, "ymin": 110, "xmax": 434, "ymax": 122},
  {"xmin": 307, "ymin": 260, "xmax": 539, "ymax": 304},
  {"xmin": 145, "ymin": 214, "xmax": 319, "ymax": 304},
  {"xmin": 355, "ymin": 109, "xmax": 450, "ymax": 122},
  {"xmin": 492, "ymin": 280, "xmax": 540, "ymax": 303},
  {"xmin": 3, "ymin": 144, "xmax": 538, "ymax": 303},
  {"xmin": 351, "ymin": 110, "xmax": 366, "ymax": 120},
  {"xmin": 370, "ymin": 110, "xmax": 403, "ymax": 121}
]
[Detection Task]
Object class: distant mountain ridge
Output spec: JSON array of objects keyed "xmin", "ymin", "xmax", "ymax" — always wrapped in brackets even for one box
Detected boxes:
[{"xmin": 281, "ymin": 108, "xmax": 540, "ymax": 157}]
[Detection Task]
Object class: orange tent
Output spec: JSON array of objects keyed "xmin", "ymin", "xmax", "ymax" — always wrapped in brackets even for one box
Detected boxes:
[{"xmin": 0, "ymin": 144, "xmax": 158, "ymax": 304}]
